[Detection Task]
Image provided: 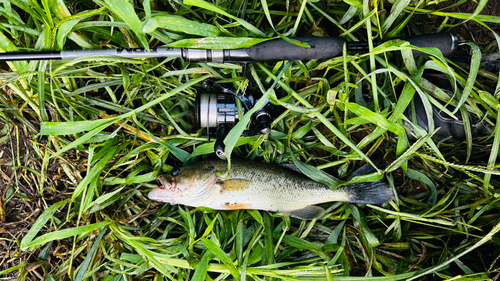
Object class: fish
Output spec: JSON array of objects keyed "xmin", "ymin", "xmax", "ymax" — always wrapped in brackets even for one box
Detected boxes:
[{"xmin": 148, "ymin": 159, "xmax": 394, "ymax": 220}]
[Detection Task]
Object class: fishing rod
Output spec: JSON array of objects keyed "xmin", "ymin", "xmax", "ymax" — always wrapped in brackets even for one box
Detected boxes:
[
  {"xmin": 0, "ymin": 33, "xmax": 458, "ymax": 62},
  {"xmin": 1, "ymin": 32, "xmax": 458, "ymax": 159}
]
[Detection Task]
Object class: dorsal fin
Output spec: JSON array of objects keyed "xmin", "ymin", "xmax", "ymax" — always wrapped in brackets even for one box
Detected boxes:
[{"xmin": 277, "ymin": 163, "xmax": 303, "ymax": 174}]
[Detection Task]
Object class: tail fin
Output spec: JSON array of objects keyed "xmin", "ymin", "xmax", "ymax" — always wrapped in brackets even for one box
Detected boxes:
[
  {"xmin": 341, "ymin": 160, "xmax": 393, "ymax": 204},
  {"xmin": 343, "ymin": 180, "xmax": 394, "ymax": 204}
]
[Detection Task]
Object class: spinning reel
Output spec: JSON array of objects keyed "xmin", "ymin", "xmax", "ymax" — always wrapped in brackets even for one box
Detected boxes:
[{"xmin": 196, "ymin": 79, "xmax": 275, "ymax": 159}]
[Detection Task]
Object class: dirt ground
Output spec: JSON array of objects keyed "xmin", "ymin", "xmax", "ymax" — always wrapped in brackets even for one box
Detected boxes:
[
  {"xmin": 0, "ymin": 117, "xmax": 72, "ymax": 277},
  {"xmin": 440, "ymin": 0, "xmax": 500, "ymax": 53},
  {"xmin": 0, "ymin": 120, "xmax": 40, "ymax": 275}
]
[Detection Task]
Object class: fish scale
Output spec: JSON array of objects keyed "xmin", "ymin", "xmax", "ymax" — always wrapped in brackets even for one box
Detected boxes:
[{"xmin": 208, "ymin": 160, "xmax": 347, "ymax": 211}]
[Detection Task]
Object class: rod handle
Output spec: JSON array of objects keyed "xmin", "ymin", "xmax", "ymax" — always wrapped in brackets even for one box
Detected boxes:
[
  {"xmin": 244, "ymin": 37, "xmax": 346, "ymax": 62},
  {"xmin": 400, "ymin": 33, "xmax": 458, "ymax": 56}
]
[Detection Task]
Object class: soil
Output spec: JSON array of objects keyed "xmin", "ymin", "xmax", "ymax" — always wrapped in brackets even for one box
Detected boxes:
[
  {"xmin": 435, "ymin": 0, "xmax": 500, "ymax": 54},
  {"xmin": 0, "ymin": 120, "xmax": 72, "ymax": 279}
]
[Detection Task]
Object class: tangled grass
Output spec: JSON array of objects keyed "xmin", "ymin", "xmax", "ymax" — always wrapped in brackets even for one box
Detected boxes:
[{"xmin": 1, "ymin": 0, "xmax": 500, "ymax": 280}]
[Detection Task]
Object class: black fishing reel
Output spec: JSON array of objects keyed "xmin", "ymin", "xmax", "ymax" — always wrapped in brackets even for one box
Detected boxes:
[{"xmin": 196, "ymin": 79, "xmax": 275, "ymax": 159}]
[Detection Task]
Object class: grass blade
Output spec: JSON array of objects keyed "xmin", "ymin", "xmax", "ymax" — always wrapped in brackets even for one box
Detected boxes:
[
  {"xmin": 20, "ymin": 199, "xmax": 71, "ymax": 251},
  {"xmin": 201, "ymin": 238, "xmax": 241, "ymax": 280},
  {"xmin": 406, "ymin": 168, "xmax": 437, "ymax": 206},
  {"xmin": 345, "ymin": 102, "xmax": 404, "ymax": 136},
  {"xmin": 143, "ymin": 15, "xmax": 220, "ymax": 36},
  {"xmin": 101, "ymin": 0, "xmax": 149, "ymax": 49},
  {"xmin": 191, "ymin": 251, "xmax": 215, "ymax": 281},
  {"xmin": 381, "ymin": 0, "xmax": 411, "ymax": 31},
  {"xmin": 452, "ymin": 43, "xmax": 481, "ymax": 115},
  {"xmin": 167, "ymin": 37, "xmax": 269, "ymax": 48},
  {"xmin": 74, "ymin": 228, "xmax": 107, "ymax": 281},
  {"xmin": 407, "ymin": 220, "xmax": 500, "ymax": 280},
  {"xmin": 483, "ymin": 106, "xmax": 500, "ymax": 196},
  {"xmin": 184, "ymin": 0, "xmax": 266, "ymax": 37},
  {"xmin": 24, "ymin": 222, "xmax": 111, "ymax": 251},
  {"xmin": 40, "ymin": 117, "xmax": 121, "ymax": 135}
]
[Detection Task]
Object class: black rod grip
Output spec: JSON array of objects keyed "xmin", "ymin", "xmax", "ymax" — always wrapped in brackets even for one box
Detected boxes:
[
  {"xmin": 399, "ymin": 33, "xmax": 458, "ymax": 56},
  {"xmin": 244, "ymin": 37, "xmax": 346, "ymax": 62}
]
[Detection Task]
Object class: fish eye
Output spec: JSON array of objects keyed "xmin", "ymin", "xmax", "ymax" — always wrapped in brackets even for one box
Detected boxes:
[{"xmin": 171, "ymin": 168, "xmax": 180, "ymax": 176}]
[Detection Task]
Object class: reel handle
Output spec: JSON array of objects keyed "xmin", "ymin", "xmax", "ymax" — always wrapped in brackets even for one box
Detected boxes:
[{"xmin": 214, "ymin": 125, "xmax": 230, "ymax": 160}]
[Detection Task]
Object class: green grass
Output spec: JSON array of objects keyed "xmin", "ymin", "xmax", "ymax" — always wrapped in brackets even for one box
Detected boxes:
[{"xmin": 1, "ymin": 0, "xmax": 500, "ymax": 280}]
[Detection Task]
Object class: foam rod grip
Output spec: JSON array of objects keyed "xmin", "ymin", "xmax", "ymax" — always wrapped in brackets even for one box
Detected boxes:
[
  {"xmin": 401, "ymin": 33, "xmax": 458, "ymax": 56},
  {"xmin": 245, "ymin": 37, "xmax": 346, "ymax": 62}
]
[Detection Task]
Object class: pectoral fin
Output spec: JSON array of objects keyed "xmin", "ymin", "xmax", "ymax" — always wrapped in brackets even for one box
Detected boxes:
[
  {"xmin": 285, "ymin": 206, "xmax": 325, "ymax": 220},
  {"xmin": 218, "ymin": 179, "xmax": 252, "ymax": 192}
]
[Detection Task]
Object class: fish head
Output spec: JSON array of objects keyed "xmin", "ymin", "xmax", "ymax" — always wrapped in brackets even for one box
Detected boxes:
[{"xmin": 148, "ymin": 162, "xmax": 218, "ymax": 205}]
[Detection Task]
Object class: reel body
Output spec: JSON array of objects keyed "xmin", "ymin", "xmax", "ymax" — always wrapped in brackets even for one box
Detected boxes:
[{"xmin": 195, "ymin": 79, "xmax": 273, "ymax": 159}]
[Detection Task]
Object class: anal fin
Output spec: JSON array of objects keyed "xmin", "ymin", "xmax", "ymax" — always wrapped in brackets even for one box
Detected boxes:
[{"xmin": 285, "ymin": 206, "xmax": 325, "ymax": 220}]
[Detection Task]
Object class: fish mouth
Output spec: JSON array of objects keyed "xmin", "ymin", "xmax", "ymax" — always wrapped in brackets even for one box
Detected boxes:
[
  {"xmin": 147, "ymin": 187, "xmax": 174, "ymax": 203},
  {"xmin": 157, "ymin": 175, "xmax": 177, "ymax": 190},
  {"xmin": 148, "ymin": 172, "xmax": 213, "ymax": 203},
  {"xmin": 148, "ymin": 176, "xmax": 178, "ymax": 203}
]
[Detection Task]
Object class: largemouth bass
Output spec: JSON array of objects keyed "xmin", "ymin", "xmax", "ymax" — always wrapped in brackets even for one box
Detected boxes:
[{"xmin": 148, "ymin": 159, "xmax": 394, "ymax": 220}]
